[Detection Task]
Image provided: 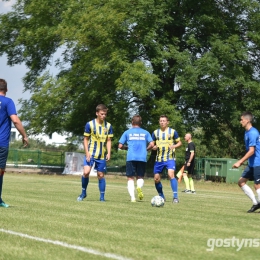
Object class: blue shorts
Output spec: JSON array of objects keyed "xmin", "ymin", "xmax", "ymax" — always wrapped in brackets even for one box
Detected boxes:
[
  {"xmin": 83, "ymin": 157, "xmax": 106, "ymax": 173},
  {"xmin": 153, "ymin": 160, "xmax": 176, "ymax": 174},
  {"xmin": 241, "ymin": 166, "xmax": 260, "ymax": 184},
  {"xmin": 0, "ymin": 147, "xmax": 9, "ymax": 169},
  {"xmin": 126, "ymin": 161, "xmax": 146, "ymax": 177}
]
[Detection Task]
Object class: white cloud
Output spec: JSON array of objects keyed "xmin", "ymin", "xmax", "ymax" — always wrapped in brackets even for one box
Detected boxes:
[{"xmin": 0, "ymin": 0, "xmax": 16, "ymax": 13}]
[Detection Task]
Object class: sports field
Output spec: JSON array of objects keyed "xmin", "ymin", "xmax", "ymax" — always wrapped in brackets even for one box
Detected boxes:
[{"xmin": 0, "ymin": 173, "xmax": 259, "ymax": 260}]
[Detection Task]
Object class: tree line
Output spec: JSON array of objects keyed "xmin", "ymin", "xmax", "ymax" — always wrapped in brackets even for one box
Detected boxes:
[{"xmin": 1, "ymin": 0, "xmax": 260, "ymax": 159}]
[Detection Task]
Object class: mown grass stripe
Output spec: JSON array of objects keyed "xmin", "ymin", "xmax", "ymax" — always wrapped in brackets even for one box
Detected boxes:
[{"xmin": 0, "ymin": 229, "xmax": 133, "ymax": 260}]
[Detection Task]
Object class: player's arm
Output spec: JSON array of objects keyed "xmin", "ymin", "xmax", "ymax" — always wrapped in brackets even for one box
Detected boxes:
[
  {"xmin": 10, "ymin": 114, "xmax": 28, "ymax": 147},
  {"xmin": 151, "ymin": 132, "xmax": 157, "ymax": 150},
  {"xmin": 169, "ymin": 139, "xmax": 182, "ymax": 150},
  {"xmin": 118, "ymin": 143, "xmax": 128, "ymax": 150},
  {"xmin": 83, "ymin": 136, "xmax": 91, "ymax": 162},
  {"xmin": 232, "ymin": 146, "xmax": 255, "ymax": 168},
  {"xmin": 147, "ymin": 141, "xmax": 154, "ymax": 151},
  {"xmin": 106, "ymin": 137, "xmax": 112, "ymax": 161},
  {"xmin": 187, "ymin": 151, "xmax": 195, "ymax": 164}
]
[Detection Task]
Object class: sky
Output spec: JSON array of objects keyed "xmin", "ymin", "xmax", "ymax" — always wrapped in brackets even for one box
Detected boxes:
[
  {"xmin": 0, "ymin": 0, "xmax": 31, "ymax": 110},
  {"xmin": 0, "ymin": 1, "xmax": 69, "ymax": 143}
]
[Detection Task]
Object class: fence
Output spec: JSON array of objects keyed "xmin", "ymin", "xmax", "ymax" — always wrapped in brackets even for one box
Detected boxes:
[
  {"xmin": 9, "ymin": 149, "xmax": 244, "ymax": 183},
  {"xmin": 7, "ymin": 149, "xmax": 64, "ymax": 168}
]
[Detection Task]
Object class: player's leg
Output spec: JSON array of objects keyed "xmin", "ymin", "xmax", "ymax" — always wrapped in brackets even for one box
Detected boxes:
[
  {"xmin": 136, "ymin": 161, "xmax": 146, "ymax": 200},
  {"xmin": 77, "ymin": 157, "xmax": 92, "ymax": 201},
  {"xmin": 96, "ymin": 159, "xmax": 107, "ymax": 201},
  {"xmin": 182, "ymin": 165, "xmax": 191, "ymax": 193},
  {"xmin": 126, "ymin": 161, "xmax": 136, "ymax": 202},
  {"xmin": 154, "ymin": 162, "xmax": 165, "ymax": 200},
  {"xmin": 0, "ymin": 147, "xmax": 9, "ymax": 207},
  {"xmin": 238, "ymin": 166, "xmax": 259, "ymax": 212},
  {"xmin": 253, "ymin": 166, "xmax": 260, "ymax": 212},
  {"xmin": 189, "ymin": 164, "xmax": 196, "ymax": 193},
  {"xmin": 167, "ymin": 160, "xmax": 179, "ymax": 203}
]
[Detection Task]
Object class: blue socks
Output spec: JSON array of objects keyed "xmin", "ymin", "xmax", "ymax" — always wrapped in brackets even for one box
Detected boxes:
[
  {"xmin": 81, "ymin": 176, "xmax": 89, "ymax": 197},
  {"xmin": 155, "ymin": 182, "xmax": 165, "ymax": 199},
  {"xmin": 170, "ymin": 178, "xmax": 178, "ymax": 199},
  {"xmin": 81, "ymin": 176, "xmax": 106, "ymax": 201},
  {"xmin": 99, "ymin": 178, "xmax": 106, "ymax": 201}
]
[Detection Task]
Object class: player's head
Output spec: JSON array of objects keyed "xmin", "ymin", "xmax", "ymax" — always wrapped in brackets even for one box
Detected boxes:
[
  {"xmin": 0, "ymin": 78, "xmax": 7, "ymax": 93},
  {"xmin": 159, "ymin": 115, "xmax": 169, "ymax": 129},
  {"xmin": 96, "ymin": 104, "xmax": 108, "ymax": 112},
  {"xmin": 185, "ymin": 133, "xmax": 192, "ymax": 141},
  {"xmin": 96, "ymin": 104, "xmax": 108, "ymax": 121},
  {"xmin": 240, "ymin": 111, "xmax": 253, "ymax": 129},
  {"xmin": 132, "ymin": 115, "xmax": 142, "ymax": 126}
]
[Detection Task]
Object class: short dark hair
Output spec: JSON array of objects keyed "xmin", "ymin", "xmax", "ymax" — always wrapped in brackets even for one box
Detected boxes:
[
  {"xmin": 132, "ymin": 115, "xmax": 142, "ymax": 126},
  {"xmin": 96, "ymin": 104, "xmax": 108, "ymax": 112},
  {"xmin": 0, "ymin": 78, "xmax": 7, "ymax": 92},
  {"xmin": 241, "ymin": 111, "xmax": 253, "ymax": 123},
  {"xmin": 159, "ymin": 115, "xmax": 169, "ymax": 121}
]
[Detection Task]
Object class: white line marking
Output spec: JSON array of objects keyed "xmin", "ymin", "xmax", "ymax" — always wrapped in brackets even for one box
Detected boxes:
[{"xmin": 0, "ymin": 229, "xmax": 133, "ymax": 260}]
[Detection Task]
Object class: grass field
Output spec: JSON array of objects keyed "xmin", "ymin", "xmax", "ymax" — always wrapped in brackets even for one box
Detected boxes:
[{"xmin": 0, "ymin": 173, "xmax": 259, "ymax": 260}]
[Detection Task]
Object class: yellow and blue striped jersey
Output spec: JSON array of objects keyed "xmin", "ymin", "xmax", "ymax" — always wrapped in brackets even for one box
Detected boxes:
[
  {"xmin": 152, "ymin": 127, "xmax": 180, "ymax": 162},
  {"xmin": 84, "ymin": 119, "xmax": 113, "ymax": 159}
]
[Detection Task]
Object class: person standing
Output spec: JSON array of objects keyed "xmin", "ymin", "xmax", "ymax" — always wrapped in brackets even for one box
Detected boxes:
[
  {"xmin": 0, "ymin": 78, "xmax": 28, "ymax": 208},
  {"xmin": 152, "ymin": 115, "xmax": 182, "ymax": 203},
  {"xmin": 118, "ymin": 115, "xmax": 154, "ymax": 202},
  {"xmin": 77, "ymin": 104, "xmax": 113, "ymax": 202},
  {"xmin": 232, "ymin": 111, "xmax": 260, "ymax": 213},
  {"xmin": 182, "ymin": 133, "xmax": 196, "ymax": 194}
]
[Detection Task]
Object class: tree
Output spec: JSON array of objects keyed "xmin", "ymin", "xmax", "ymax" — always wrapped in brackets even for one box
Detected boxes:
[{"xmin": 1, "ymin": 0, "xmax": 260, "ymax": 157}]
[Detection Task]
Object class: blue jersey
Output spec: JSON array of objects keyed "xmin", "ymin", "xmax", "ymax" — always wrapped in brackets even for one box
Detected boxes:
[
  {"xmin": 0, "ymin": 96, "xmax": 17, "ymax": 147},
  {"xmin": 84, "ymin": 119, "xmax": 113, "ymax": 160},
  {"xmin": 119, "ymin": 127, "xmax": 153, "ymax": 162},
  {"xmin": 245, "ymin": 127, "xmax": 260, "ymax": 167}
]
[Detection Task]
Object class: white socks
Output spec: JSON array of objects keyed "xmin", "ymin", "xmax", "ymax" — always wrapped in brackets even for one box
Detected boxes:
[
  {"xmin": 137, "ymin": 178, "xmax": 144, "ymax": 189},
  {"xmin": 128, "ymin": 179, "xmax": 144, "ymax": 201},
  {"xmin": 127, "ymin": 180, "xmax": 135, "ymax": 201},
  {"xmin": 241, "ymin": 184, "xmax": 258, "ymax": 205},
  {"xmin": 256, "ymin": 188, "xmax": 260, "ymax": 202}
]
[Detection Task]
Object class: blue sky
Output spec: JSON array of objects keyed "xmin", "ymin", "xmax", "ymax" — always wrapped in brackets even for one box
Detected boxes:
[{"xmin": 0, "ymin": 0, "xmax": 31, "ymax": 110}]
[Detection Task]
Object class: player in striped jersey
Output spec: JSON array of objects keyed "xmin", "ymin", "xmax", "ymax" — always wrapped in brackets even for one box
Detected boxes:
[
  {"xmin": 152, "ymin": 115, "xmax": 182, "ymax": 203},
  {"xmin": 77, "ymin": 104, "xmax": 113, "ymax": 202}
]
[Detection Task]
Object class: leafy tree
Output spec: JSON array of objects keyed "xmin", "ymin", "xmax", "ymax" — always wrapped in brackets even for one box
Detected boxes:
[{"xmin": 1, "ymin": 0, "xmax": 260, "ymax": 158}]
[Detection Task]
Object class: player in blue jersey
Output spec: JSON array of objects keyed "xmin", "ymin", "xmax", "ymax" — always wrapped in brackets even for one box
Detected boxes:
[
  {"xmin": 233, "ymin": 111, "xmax": 260, "ymax": 213},
  {"xmin": 0, "ymin": 79, "xmax": 28, "ymax": 208},
  {"xmin": 118, "ymin": 115, "xmax": 154, "ymax": 202},
  {"xmin": 77, "ymin": 104, "xmax": 113, "ymax": 202},
  {"xmin": 152, "ymin": 115, "xmax": 182, "ymax": 203}
]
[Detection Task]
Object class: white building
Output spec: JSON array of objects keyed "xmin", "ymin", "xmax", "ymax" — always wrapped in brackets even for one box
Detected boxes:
[{"xmin": 10, "ymin": 126, "xmax": 69, "ymax": 146}]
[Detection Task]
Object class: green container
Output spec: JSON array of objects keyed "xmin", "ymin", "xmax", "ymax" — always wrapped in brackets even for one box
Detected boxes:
[{"xmin": 204, "ymin": 158, "xmax": 244, "ymax": 183}]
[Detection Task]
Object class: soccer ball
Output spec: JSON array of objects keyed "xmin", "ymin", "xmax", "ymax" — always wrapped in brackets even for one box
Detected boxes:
[{"xmin": 151, "ymin": 195, "xmax": 165, "ymax": 207}]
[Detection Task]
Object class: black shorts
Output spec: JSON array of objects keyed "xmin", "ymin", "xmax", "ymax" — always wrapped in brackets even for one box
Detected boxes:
[
  {"xmin": 0, "ymin": 147, "xmax": 9, "ymax": 169},
  {"xmin": 241, "ymin": 166, "xmax": 260, "ymax": 184},
  {"xmin": 126, "ymin": 161, "xmax": 146, "ymax": 177},
  {"xmin": 184, "ymin": 162, "xmax": 195, "ymax": 175}
]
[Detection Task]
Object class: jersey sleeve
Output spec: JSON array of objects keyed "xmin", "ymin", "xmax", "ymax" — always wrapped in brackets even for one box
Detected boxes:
[
  {"xmin": 7, "ymin": 98, "xmax": 17, "ymax": 116},
  {"xmin": 84, "ymin": 122, "xmax": 91, "ymax": 137},
  {"xmin": 119, "ymin": 131, "xmax": 127, "ymax": 144},
  {"xmin": 147, "ymin": 132, "xmax": 153, "ymax": 143},
  {"xmin": 189, "ymin": 142, "xmax": 195, "ymax": 153},
  {"xmin": 107, "ymin": 123, "xmax": 113, "ymax": 138},
  {"xmin": 173, "ymin": 130, "xmax": 180, "ymax": 143}
]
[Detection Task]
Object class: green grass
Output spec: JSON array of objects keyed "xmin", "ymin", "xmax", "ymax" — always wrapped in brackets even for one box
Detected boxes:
[{"xmin": 0, "ymin": 173, "xmax": 259, "ymax": 260}]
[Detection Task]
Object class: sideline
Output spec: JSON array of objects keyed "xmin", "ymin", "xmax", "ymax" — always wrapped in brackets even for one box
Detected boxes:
[{"xmin": 0, "ymin": 229, "xmax": 133, "ymax": 260}]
